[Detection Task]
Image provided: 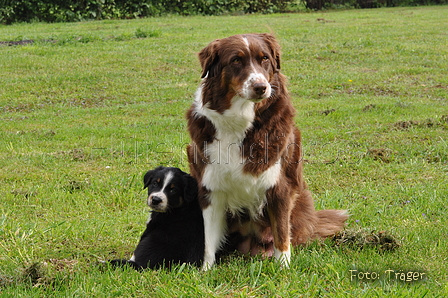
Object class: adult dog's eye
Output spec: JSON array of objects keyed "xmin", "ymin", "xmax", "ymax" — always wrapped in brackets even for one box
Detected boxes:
[
  {"xmin": 261, "ymin": 56, "xmax": 269, "ymax": 62},
  {"xmin": 232, "ymin": 57, "xmax": 241, "ymax": 64},
  {"xmin": 169, "ymin": 189, "xmax": 177, "ymax": 194},
  {"xmin": 152, "ymin": 181, "xmax": 158, "ymax": 187}
]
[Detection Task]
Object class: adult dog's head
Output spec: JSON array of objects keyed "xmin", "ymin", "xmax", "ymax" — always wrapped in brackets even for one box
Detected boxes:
[
  {"xmin": 143, "ymin": 166, "xmax": 198, "ymax": 213},
  {"xmin": 198, "ymin": 33, "xmax": 283, "ymax": 110}
]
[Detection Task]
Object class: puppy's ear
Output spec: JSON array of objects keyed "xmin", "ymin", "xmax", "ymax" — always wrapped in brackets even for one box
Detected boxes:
[
  {"xmin": 198, "ymin": 39, "xmax": 221, "ymax": 78},
  {"xmin": 143, "ymin": 166, "xmax": 163, "ymax": 189},
  {"xmin": 259, "ymin": 33, "xmax": 281, "ymax": 71},
  {"xmin": 182, "ymin": 173, "xmax": 198, "ymax": 203}
]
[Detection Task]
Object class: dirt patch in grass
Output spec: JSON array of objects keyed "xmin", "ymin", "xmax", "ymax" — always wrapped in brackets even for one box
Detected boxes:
[
  {"xmin": 394, "ymin": 120, "xmax": 420, "ymax": 130},
  {"xmin": 11, "ymin": 188, "xmax": 37, "ymax": 199},
  {"xmin": 320, "ymin": 108, "xmax": 336, "ymax": 116},
  {"xmin": 0, "ymin": 274, "xmax": 14, "ymax": 287},
  {"xmin": 366, "ymin": 148, "xmax": 394, "ymax": 163},
  {"xmin": 65, "ymin": 96, "xmax": 111, "ymax": 108},
  {"xmin": 333, "ymin": 229, "xmax": 400, "ymax": 252},
  {"xmin": 394, "ymin": 115, "xmax": 448, "ymax": 130},
  {"xmin": 307, "ymin": 108, "xmax": 336, "ymax": 116},
  {"xmin": 52, "ymin": 149, "xmax": 87, "ymax": 161},
  {"xmin": 362, "ymin": 104, "xmax": 376, "ymax": 112},
  {"xmin": 0, "ymin": 40, "xmax": 35, "ymax": 46},
  {"xmin": 20, "ymin": 259, "xmax": 78, "ymax": 287},
  {"xmin": 345, "ymin": 85, "xmax": 403, "ymax": 97},
  {"xmin": 441, "ymin": 115, "xmax": 448, "ymax": 124},
  {"xmin": 64, "ymin": 179, "xmax": 90, "ymax": 193},
  {"xmin": 2, "ymin": 102, "xmax": 40, "ymax": 113},
  {"xmin": 316, "ymin": 18, "xmax": 335, "ymax": 23}
]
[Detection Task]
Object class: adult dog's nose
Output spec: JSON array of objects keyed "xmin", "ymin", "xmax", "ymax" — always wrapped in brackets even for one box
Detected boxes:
[{"xmin": 253, "ymin": 82, "xmax": 267, "ymax": 96}]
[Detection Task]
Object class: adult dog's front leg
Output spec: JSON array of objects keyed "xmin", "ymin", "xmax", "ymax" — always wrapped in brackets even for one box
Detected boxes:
[
  {"xmin": 202, "ymin": 199, "xmax": 227, "ymax": 270},
  {"xmin": 267, "ymin": 198, "xmax": 292, "ymax": 267}
]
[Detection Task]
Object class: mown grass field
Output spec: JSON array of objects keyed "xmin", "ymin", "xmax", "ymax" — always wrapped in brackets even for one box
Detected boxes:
[{"xmin": 1, "ymin": 6, "xmax": 447, "ymax": 297}]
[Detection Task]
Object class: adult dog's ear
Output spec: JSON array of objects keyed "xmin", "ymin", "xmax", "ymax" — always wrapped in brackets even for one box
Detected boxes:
[
  {"xmin": 258, "ymin": 33, "xmax": 281, "ymax": 72},
  {"xmin": 198, "ymin": 39, "xmax": 221, "ymax": 78},
  {"xmin": 143, "ymin": 166, "xmax": 163, "ymax": 189},
  {"xmin": 182, "ymin": 173, "xmax": 198, "ymax": 203}
]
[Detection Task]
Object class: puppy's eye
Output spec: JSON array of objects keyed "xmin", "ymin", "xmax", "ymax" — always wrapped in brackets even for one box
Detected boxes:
[
  {"xmin": 169, "ymin": 189, "xmax": 177, "ymax": 194},
  {"xmin": 152, "ymin": 181, "xmax": 158, "ymax": 187}
]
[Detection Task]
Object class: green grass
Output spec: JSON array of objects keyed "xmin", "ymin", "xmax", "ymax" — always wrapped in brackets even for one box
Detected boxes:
[{"xmin": 1, "ymin": 6, "xmax": 447, "ymax": 297}]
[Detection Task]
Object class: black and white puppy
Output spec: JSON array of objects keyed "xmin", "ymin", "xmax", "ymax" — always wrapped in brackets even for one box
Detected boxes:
[{"xmin": 110, "ymin": 166, "xmax": 204, "ymax": 270}]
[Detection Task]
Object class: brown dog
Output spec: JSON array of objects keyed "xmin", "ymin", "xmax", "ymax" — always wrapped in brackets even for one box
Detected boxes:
[{"xmin": 186, "ymin": 33, "xmax": 348, "ymax": 269}]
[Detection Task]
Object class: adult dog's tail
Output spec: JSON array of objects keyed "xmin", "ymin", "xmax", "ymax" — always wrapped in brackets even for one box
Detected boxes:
[
  {"xmin": 290, "ymin": 189, "xmax": 349, "ymax": 245},
  {"xmin": 312, "ymin": 209, "xmax": 349, "ymax": 238}
]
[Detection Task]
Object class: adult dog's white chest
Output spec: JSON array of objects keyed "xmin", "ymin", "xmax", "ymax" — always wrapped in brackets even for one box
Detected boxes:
[{"xmin": 192, "ymin": 87, "xmax": 281, "ymax": 218}]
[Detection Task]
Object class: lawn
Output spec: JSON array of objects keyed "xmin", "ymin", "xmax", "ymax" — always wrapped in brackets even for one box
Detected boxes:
[{"xmin": 1, "ymin": 6, "xmax": 447, "ymax": 297}]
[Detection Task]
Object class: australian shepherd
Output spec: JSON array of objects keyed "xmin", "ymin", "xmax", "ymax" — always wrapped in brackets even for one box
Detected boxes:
[{"xmin": 186, "ymin": 33, "xmax": 348, "ymax": 270}]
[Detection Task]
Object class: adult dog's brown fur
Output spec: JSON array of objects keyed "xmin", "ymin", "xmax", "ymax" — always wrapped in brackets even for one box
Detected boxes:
[{"xmin": 186, "ymin": 33, "xmax": 347, "ymax": 269}]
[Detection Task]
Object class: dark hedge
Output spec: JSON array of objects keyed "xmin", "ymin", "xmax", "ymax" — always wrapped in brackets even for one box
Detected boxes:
[{"xmin": 0, "ymin": 0, "xmax": 446, "ymax": 24}]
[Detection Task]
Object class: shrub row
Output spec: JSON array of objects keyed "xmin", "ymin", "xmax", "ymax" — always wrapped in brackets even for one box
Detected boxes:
[
  {"xmin": 0, "ymin": 0, "xmax": 293, "ymax": 24},
  {"xmin": 304, "ymin": 0, "xmax": 447, "ymax": 9},
  {"xmin": 0, "ymin": 0, "xmax": 447, "ymax": 24}
]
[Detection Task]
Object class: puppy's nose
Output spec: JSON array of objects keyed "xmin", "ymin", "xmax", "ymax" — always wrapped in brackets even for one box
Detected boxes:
[
  {"xmin": 151, "ymin": 196, "xmax": 163, "ymax": 205},
  {"xmin": 253, "ymin": 82, "xmax": 267, "ymax": 96}
]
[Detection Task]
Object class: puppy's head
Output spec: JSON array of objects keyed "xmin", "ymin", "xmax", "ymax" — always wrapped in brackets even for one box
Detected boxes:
[{"xmin": 143, "ymin": 166, "xmax": 198, "ymax": 213}]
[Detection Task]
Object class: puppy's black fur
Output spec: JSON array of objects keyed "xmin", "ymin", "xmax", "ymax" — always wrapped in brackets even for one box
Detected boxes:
[{"xmin": 110, "ymin": 166, "xmax": 204, "ymax": 270}]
